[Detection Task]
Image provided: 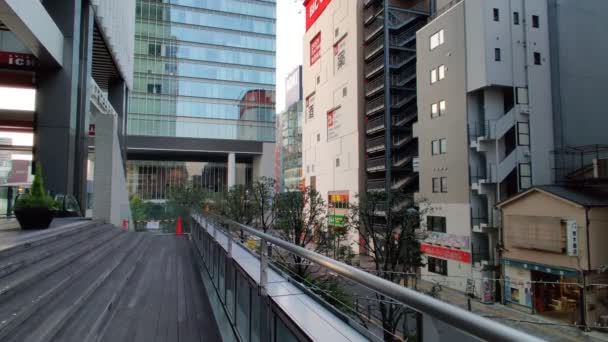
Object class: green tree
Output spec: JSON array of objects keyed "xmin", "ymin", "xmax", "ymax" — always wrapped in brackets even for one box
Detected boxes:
[
  {"xmin": 348, "ymin": 191, "xmax": 427, "ymax": 341},
  {"xmin": 15, "ymin": 163, "xmax": 56, "ymax": 210}
]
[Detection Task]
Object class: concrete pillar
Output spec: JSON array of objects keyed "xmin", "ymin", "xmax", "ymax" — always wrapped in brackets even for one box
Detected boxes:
[
  {"xmin": 108, "ymin": 77, "xmax": 128, "ymax": 167},
  {"xmin": 34, "ymin": 0, "xmax": 83, "ymax": 196},
  {"xmin": 93, "ymin": 114, "xmax": 132, "ymax": 228},
  {"xmin": 227, "ymin": 152, "xmax": 236, "ymax": 188}
]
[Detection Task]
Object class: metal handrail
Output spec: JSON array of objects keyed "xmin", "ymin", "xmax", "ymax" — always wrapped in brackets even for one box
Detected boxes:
[{"xmin": 197, "ymin": 213, "xmax": 543, "ymax": 342}]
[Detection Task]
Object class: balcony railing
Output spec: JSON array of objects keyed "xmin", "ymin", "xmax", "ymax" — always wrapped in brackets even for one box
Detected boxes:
[
  {"xmin": 366, "ymin": 136, "xmax": 386, "ymax": 153},
  {"xmin": 364, "ymin": 4, "xmax": 383, "ymax": 25},
  {"xmin": 365, "ymin": 76, "xmax": 385, "ymax": 97},
  {"xmin": 390, "ymin": 65, "xmax": 416, "ymax": 87},
  {"xmin": 365, "ymin": 95, "xmax": 385, "ymax": 116},
  {"xmin": 365, "ymin": 54, "xmax": 385, "ymax": 79},
  {"xmin": 389, "ymin": 22, "xmax": 425, "ymax": 48},
  {"xmin": 366, "ymin": 115, "xmax": 385, "ymax": 134},
  {"xmin": 390, "ymin": 51, "xmax": 416, "ymax": 69},
  {"xmin": 366, "ymin": 156, "xmax": 386, "ymax": 172},
  {"xmin": 364, "ymin": 16, "xmax": 384, "ymax": 42},
  {"xmin": 365, "ymin": 34, "xmax": 385, "ymax": 61},
  {"xmin": 367, "ymin": 179, "xmax": 386, "ymax": 191}
]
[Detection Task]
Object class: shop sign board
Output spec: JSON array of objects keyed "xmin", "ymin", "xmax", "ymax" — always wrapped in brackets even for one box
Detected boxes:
[
  {"xmin": 333, "ymin": 37, "xmax": 346, "ymax": 72},
  {"xmin": 310, "ymin": 32, "xmax": 321, "ymax": 66},
  {"xmin": 424, "ymin": 231, "xmax": 470, "ymax": 249},
  {"xmin": 305, "ymin": 0, "xmax": 332, "ymax": 31},
  {"xmin": 328, "ymin": 214, "xmax": 346, "ymax": 227},
  {"xmin": 0, "ymin": 51, "xmax": 36, "ymax": 69},
  {"xmin": 566, "ymin": 220, "xmax": 578, "ymax": 256},
  {"xmin": 420, "ymin": 244, "xmax": 471, "ymax": 263},
  {"xmin": 327, "ymin": 107, "xmax": 343, "ymax": 141}
]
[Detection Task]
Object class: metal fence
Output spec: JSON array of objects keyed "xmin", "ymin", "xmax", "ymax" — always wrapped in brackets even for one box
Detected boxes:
[{"xmin": 192, "ymin": 213, "xmax": 544, "ymax": 342}]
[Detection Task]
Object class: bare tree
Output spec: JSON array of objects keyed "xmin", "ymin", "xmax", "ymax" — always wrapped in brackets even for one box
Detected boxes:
[
  {"xmin": 275, "ymin": 186, "xmax": 326, "ymax": 278},
  {"xmin": 250, "ymin": 177, "xmax": 277, "ymax": 233},
  {"xmin": 348, "ymin": 191, "xmax": 427, "ymax": 341}
]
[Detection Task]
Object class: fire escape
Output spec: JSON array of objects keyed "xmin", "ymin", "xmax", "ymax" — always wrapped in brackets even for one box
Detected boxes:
[{"xmin": 363, "ymin": 0, "xmax": 429, "ymax": 210}]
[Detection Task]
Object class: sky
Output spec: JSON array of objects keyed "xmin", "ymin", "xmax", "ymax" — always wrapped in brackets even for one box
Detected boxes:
[{"xmin": 275, "ymin": 0, "xmax": 305, "ymax": 113}]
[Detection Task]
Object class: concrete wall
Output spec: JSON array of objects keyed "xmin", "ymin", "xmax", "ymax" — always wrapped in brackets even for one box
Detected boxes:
[
  {"xmin": 588, "ymin": 208, "xmax": 608, "ymax": 270},
  {"xmin": 501, "ymin": 190, "xmax": 588, "ymax": 271},
  {"xmin": 253, "ymin": 142, "xmax": 276, "ymax": 179},
  {"xmin": 93, "ymin": 113, "xmax": 132, "ymax": 228},
  {"xmin": 89, "ymin": 0, "xmax": 135, "ymax": 88},
  {"xmin": 549, "ymin": 0, "xmax": 608, "ymax": 148},
  {"xmin": 415, "ymin": 1, "xmax": 469, "ymax": 205}
]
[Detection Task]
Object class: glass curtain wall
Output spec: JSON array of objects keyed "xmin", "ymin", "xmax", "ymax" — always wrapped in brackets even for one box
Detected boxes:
[
  {"xmin": 129, "ymin": 0, "xmax": 277, "ymax": 141},
  {"xmin": 127, "ymin": 160, "xmax": 253, "ymax": 201}
]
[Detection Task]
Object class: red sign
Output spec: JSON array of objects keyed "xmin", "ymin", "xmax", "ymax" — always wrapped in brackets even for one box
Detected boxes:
[
  {"xmin": 0, "ymin": 51, "xmax": 36, "ymax": 69},
  {"xmin": 310, "ymin": 32, "xmax": 321, "ymax": 66},
  {"xmin": 420, "ymin": 244, "xmax": 471, "ymax": 263},
  {"xmin": 327, "ymin": 110, "xmax": 334, "ymax": 128},
  {"xmin": 304, "ymin": 0, "xmax": 332, "ymax": 31},
  {"xmin": 7, "ymin": 160, "xmax": 30, "ymax": 184},
  {"xmin": 88, "ymin": 124, "xmax": 96, "ymax": 136}
]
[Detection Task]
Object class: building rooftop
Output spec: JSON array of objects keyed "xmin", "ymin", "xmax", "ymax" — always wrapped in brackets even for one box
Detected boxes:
[{"xmin": 498, "ymin": 185, "xmax": 608, "ymax": 208}]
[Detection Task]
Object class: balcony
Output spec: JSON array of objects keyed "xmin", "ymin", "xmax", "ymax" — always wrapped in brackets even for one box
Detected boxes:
[
  {"xmin": 366, "ymin": 136, "xmax": 386, "ymax": 153},
  {"xmin": 391, "ymin": 93, "xmax": 416, "ymax": 109},
  {"xmin": 365, "ymin": 95, "xmax": 385, "ymax": 116},
  {"xmin": 390, "ymin": 65, "xmax": 416, "ymax": 88},
  {"xmin": 365, "ymin": 75, "xmax": 385, "ymax": 98},
  {"xmin": 389, "ymin": 22, "xmax": 426, "ymax": 48},
  {"xmin": 366, "ymin": 115, "xmax": 385, "ymax": 134},
  {"xmin": 366, "ymin": 156, "xmax": 386, "ymax": 172},
  {"xmin": 365, "ymin": 54, "xmax": 385, "ymax": 79},
  {"xmin": 365, "ymin": 34, "xmax": 385, "ymax": 61},
  {"xmin": 390, "ymin": 51, "xmax": 416, "ymax": 69},
  {"xmin": 364, "ymin": 3, "xmax": 383, "ymax": 25},
  {"xmin": 364, "ymin": 16, "xmax": 384, "ymax": 43},
  {"xmin": 391, "ymin": 174, "xmax": 417, "ymax": 190},
  {"xmin": 387, "ymin": 9, "xmax": 418, "ymax": 30},
  {"xmin": 367, "ymin": 178, "xmax": 386, "ymax": 192},
  {"xmin": 393, "ymin": 133, "xmax": 414, "ymax": 148}
]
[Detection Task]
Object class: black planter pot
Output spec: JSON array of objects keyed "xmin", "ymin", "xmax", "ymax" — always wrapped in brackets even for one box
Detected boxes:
[{"xmin": 14, "ymin": 207, "xmax": 54, "ymax": 229}]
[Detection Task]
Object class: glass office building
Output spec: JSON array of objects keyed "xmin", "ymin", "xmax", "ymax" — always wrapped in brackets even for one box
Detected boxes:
[{"xmin": 127, "ymin": 0, "xmax": 276, "ymax": 199}]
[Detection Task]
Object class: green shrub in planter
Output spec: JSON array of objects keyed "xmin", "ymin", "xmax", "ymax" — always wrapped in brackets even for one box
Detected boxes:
[{"xmin": 14, "ymin": 164, "xmax": 58, "ymax": 229}]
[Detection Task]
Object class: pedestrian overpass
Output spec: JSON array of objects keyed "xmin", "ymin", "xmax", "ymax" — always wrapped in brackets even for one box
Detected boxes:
[{"xmin": 0, "ymin": 216, "xmax": 541, "ymax": 342}]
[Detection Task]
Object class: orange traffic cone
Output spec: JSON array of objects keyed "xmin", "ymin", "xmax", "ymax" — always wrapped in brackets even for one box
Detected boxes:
[{"xmin": 176, "ymin": 216, "xmax": 183, "ymax": 236}]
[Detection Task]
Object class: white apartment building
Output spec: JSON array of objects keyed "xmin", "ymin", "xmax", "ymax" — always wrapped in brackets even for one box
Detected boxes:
[
  {"xmin": 302, "ymin": 0, "xmax": 365, "ymax": 253},
  {"xmin": 414, "ymin": 0, "xmax": 553, "ymax": 294}
]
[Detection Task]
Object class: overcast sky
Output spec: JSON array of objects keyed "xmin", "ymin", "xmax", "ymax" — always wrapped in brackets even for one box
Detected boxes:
[{"xmin": 275, "ymin": 0, "xmax": 305, "ymax": 113}]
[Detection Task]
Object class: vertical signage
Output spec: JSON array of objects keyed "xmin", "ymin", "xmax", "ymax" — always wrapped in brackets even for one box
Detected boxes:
[
  {"xmin": 305, "ymin": 0, "xmax": 333, "ymax": 31},
  {"xmin": 333, "ymin": 37, "xmax": 346, "ymax": 73},
  {"xmin": 566, "ymin": 220, "xmax": 578, "ymax": 256},
  {"xmin": 306, "ymin": 93, "xmax": 315, "ymax": 120},
  {"xmin": 310, "ymin": 32, "xmax": 321, "ymax": 66},
  {"xmin": 327, "ymin": 107, "xmax": 342, "ymax": 141}
]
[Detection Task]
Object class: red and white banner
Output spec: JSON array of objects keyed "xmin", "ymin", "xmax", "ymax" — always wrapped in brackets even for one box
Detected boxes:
[
  {"xmin": 310, "ymin": 32, "xmax": 321, "ymax": 66},
  {"xmin": 420, "ymin": 244, "xmax": 471, "ymax": 263},
  {"xmin": 0, "ymin": 51, "xmax": 36, "ymax": 68},
  {"xmin": 304, "ymin": 0, "xmax": 332, "ymax": 31}
]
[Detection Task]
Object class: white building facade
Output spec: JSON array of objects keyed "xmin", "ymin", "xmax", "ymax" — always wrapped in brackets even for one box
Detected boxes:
[{"xmin": 302, "ymin": 0, "xmax": 366, "ymax": 253}]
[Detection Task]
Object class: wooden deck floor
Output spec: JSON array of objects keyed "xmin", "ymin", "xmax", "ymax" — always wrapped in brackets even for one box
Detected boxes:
[{"xmin": 98, "ymin": 235, "xmax": 222, "ymax": 342}]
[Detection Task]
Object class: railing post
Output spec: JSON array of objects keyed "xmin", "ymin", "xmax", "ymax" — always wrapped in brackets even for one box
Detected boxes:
[
  {"xmin": 260, "ymin": 238, "xmax": 269, "ymax": 296},
  {"xmin": 226, "ymin": 222, "xmax": 233, "ymax": 259}
]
